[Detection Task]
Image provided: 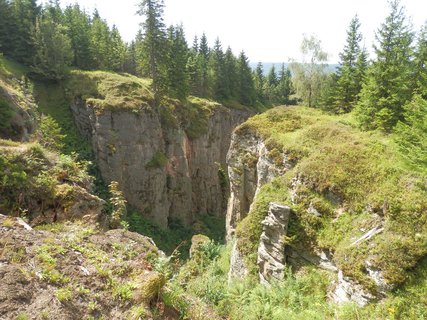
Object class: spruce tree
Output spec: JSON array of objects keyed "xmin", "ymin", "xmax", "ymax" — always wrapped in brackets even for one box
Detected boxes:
[
  {"xmin": 109, "ymin": 25, "xmax": 126, "ymax": 72},
  {"xmin": 224, "ymin": 46, "xmax": 238, "ymax": 100},
  {"xmin": 209, "ymin": 38, "xmax": 227, "ymax": 100},
  {"xmin": 63, "ymin": 4, "xmax": 93, "ymax": 70},
  {"xmin": 32, "ymin": 15, "xmax": 73, "ymax": 80},
  {"xmin": 166, "ymin": 24, "xmax": 189, "ymax": 100},
  {"xmin": 134, "ymin": 29, "xmax": 145, "ymax": 76},
  {"xmin": 123, "ymin": 41, "xmax": 138, "ymax": 75},
  {"xmin": 90, "ymin": 11, "xmax": 111, "ymax": 70},
  {"xmin": 187, "ymin": 36, "xmax": 201, "ymax": 96},
  {"xmin": 277, "ymin": 63, "xmax": 293, "ymax": 104},
  {"xmin": 198, "ymin": 33, "xmax": 210, "ymax": 97},
  {"xmin": 0, "ymin": 0, "xmax": 13, "ymax": 55},
  {"xmin": 237, "ymin": 51, "xmax": 255, "ymax": 106},
  {"xmin": 414, "ymin": 22, "xmax": 427, "ymax": 99},
  {"xmin": 10, "ymin": 0, "xmax": 40, "ymax": 64},
  {"xmin": 265, "ymin": 64, "xmax": 278, "ymax": 103},
  {"xmin": 253, "ymin": 62, "xmax": 265, "ymax": 104},
  {"xmin": 356, "ymin": 0, "xmax": 414, "ymax": 131},
  {"xmin": 334, "ymin": 15, "xmax": 364, "ymax": 112},
  {"xmin": 137, "ymin": 0, "xmax": 167, "ymax": 99}
]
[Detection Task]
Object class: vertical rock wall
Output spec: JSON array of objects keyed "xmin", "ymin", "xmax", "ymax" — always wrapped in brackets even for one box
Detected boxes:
[{"xmin": 71, "ymin": 100, "xmax": 248, "ymax": 227}]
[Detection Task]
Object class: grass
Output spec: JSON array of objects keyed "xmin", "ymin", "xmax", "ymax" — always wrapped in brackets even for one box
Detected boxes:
[
  {"xmin": 234, "ymin": 105, "xmax": 427, "ymax": 290},
  {"xmin": 0, "ymin": 143, "xmax": 93, "ymax": 219},
  {"xmin": 65, "ymin": 70, "xmax": 153, "ymax": 111},
  {"xmin": 55, "ymin": 287, "xmax": 73, "ymax": 302},
  {"xmin": 169, "ymin": 240, "xmax": 427, "ymax": 320}
]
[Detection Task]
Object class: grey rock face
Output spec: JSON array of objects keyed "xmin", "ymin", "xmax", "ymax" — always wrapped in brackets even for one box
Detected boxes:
[
  {"xmin": 71, "ymin": 99, "xmax": 248, "ymax": 227},
  {"xmin": 226, "ymin": 133, "xmax": 289, "ymax": 238},
  {"xmin": 257, "ymin": 203, "xmax": 291, "ymax": 284},
  {"xmin": 228, "ymin": 241, "xmax": 248, "ymax": 282},
  {"xmin": 331, "ymin": 270, "xmax": 376, "ymax": 307}
]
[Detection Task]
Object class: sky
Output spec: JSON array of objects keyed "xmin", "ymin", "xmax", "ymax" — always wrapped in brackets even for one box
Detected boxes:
[{"xmin": 44, "ymin": 0, "xmax": 426, "ymax": 63}]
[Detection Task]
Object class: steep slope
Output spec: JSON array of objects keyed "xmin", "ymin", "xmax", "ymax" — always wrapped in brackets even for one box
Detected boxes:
[
  {"xmin": 226, "ymin": 106, "xmax": 427, "ymax": 305},
  {"xmin": 65, "ymin": 70, "xmax": 250, "ymax": 227},
  {"xmin": 0, "ymin": 56, "xmax": 36, "ymax": 141}
]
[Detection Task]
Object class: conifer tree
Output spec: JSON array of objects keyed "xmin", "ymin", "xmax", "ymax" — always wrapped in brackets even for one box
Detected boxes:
[
  {"xmin": 109, "ymin": 25, "xmax": 126, "ymax": 72},
  {"xmin": 166, "ymin": 24, "xmax": 189, "ymax": 100},
  {"xmin": 134, "ymin": 29, "xmax": 145, "ymax": 76},
  {"xmin": 265, "ymin": 64, "xmax": 278, "ymax": 103},
  {"xmin": 223, "ymin": 47, "xmax": 238, "ymax": 100},
  {"xmin": 137, "ymin": 0, "xmax": 167, "ymax": 99},
  {"xmin": 334, "ymin": 16, "xmax": 365, "ymax": 112},
  {"xmin": 356, "ymin": 0, "xmax": 414, "ymax": 131},
  {"xmin": 32, "ymin": 14, "xmax": 73, "ymax": 80},
  {"xmin": 237, "ymin": 51, "xmax": 255, "ymax": 106},
  {"xmin": 253, "ymin": 62, "xmax": 265, "ymax": 104},
  {"xmin": 209, "ymin": 38, "xmax": 227, "ymax": 100},
  {"xmin": 198, "ymin": 33, "xmax": 210, "ymax": 97},
  {"xmin": 277, "ymin": 63, "xmax": 293, "ymax": 104},
  {"xmin": 10, "ymin": 0, "xmax": 40, "ymax": 64},
  {"xmin": 0, "ymin": 0, "xmax": 13, "ymax": 54},
  {"xmin": 123, "ymin": 41, "xmax": 138, "ymax": 75},
  {"xmin": 187, "ymin": 36, "xmax": 201, "ymax": 96},
  {"xmin": 414, "ymin": 22, "xmax": 427, "ymax": 99},
  {"xmin": 63, "ymin": 4, "xmax": 93, "ymax": 69},
  {"xmin": 90, "ymin": 11, "xmax": 111, "ymax": 70}
]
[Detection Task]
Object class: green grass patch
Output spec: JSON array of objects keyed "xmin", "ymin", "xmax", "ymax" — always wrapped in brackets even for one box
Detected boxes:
[{"xmin": 65, "ymin": 70, "xmax": 153, "ymax": 111}]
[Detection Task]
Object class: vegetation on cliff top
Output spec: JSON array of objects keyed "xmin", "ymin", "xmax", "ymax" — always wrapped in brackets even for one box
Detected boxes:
[{"xmin": 236, "ymin": 105, "xmax": 427, "ymax": 291}]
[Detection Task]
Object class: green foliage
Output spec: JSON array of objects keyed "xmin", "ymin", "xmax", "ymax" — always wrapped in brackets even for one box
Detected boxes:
[
  {"xmin": 166, "ymin": 24, "xmax": 190, "ymax": 100},
  {"xmin": 32, "ymin": 14, "xmax": 73, "ymax": 80},
  {"xmin": 38, "ymin": 115, "xmax": 65, "ymax": 150},
  {"xmin": 0, "ymin": 143, "xmax": 92, "ymax": 219},
  {"xmin": 290, "ymin": 35, "xmax": 329, "ymax": 107},
  {"xmin": 55, "ymin": 286, "xmax": 73, "ymax": 302},
  {"xmin": 395, "ymin": 95, "xmax": 427, "ymax": 173},
  {"xmin": 112, "ymin": 282, "xmax": 136, "ymax": 301},
  {"xmin": 327, "ymin": 15, "xmax": 368, "ymax": 113},
  {"xmin": 108, "ymin": 181, "xmax": 127, "ymax": 229},
  {"xmin": 0, "ymin": 96, "xmax": 14, "ymax": 132},
  {"xmin": 415, "ymin": 22, "xmax": 427, "ymax": 99},
  {"xmin": 356, "ymin": 0, "xmax": 414, "ymax": 131},
  {"xmin": 125, "ymin": 210, "xmax": 192, "ymax": 255},
  {"xmin": 15, "ymin": 313, "xmax": 30, "ymax": 320},
  {"xmin": 145, "ymin": 151, "xmax": 168, "ymax": 169},
  {"xmin": 63, "ymin": 4, "xmax": 93, "ymax": 70},
  {"xmin": 137, "ymin": 0, "xmax": 167, "ymax": 99}
]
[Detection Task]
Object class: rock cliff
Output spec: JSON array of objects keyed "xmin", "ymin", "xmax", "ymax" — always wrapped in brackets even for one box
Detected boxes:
[
  {"xmin": 225, "ymin": 106, "xmax": 427, "ymax": 306},
  {"xmin": 71, "ymin": 93, "xmax": 248, "ymax": 228}
]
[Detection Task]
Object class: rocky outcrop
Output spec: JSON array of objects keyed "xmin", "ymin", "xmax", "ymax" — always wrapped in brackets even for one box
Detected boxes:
[
  {"xmin": 228, "ymin": 241, "xmax": 248, "ymax": 282},
  {"xmin": 257, "ymin": 203, "xmax": 290, "ymax": 284},
  {"xmin": 331, "ymin": 270, "xmax": 375, "ymax": 306},
  {"xmin": 225, "ymin": 118, "xmax": 387, "ymax": 306},
  {"xmin": 71, "ymin": 99, "xmax": 248, "ymax": 227},
  {"xmin": 226, "ymin": 131, "xmax": 290, "ymax": 238}
]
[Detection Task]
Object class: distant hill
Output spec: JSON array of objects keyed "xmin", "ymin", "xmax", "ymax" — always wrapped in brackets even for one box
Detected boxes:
[{"xmin": 249, "ymin": 62, "xmax": 338, "ymax": 74}]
